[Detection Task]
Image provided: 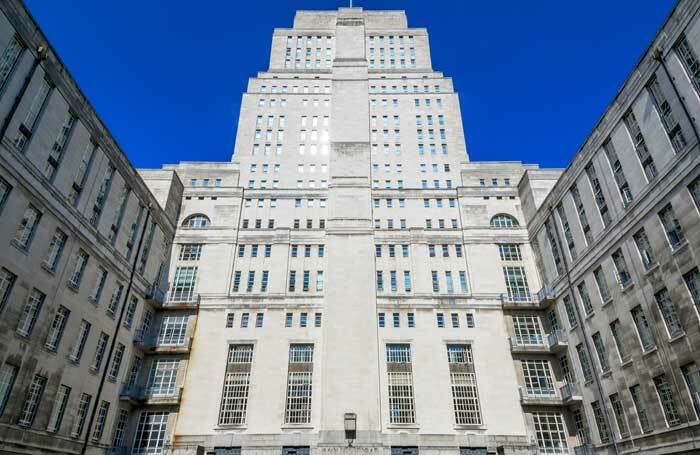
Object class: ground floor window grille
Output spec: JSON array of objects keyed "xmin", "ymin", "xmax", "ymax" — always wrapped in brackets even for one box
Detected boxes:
[
  {"xmin": 219, "ymin": 373, "xmax": 250, "ymax": 425},
  {"xmin": 285, "ymin": 372, "xmax": 312, "ymax": 423},
  {"xmin": 532, "ymin": 411, "xmax": 568, "ymax": 453},
  {"xmin": 450, "ymin": 373, "xmax": 482, "ymax": 425},
  {"xmin": 388, "ymin": 372, "xmax": 415, "ymax": 424}
]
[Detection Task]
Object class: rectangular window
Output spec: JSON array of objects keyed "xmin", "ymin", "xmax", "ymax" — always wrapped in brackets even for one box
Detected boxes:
[
  {"xmin": 285, "ymin": 344, "xmax": 314, "ymax": 424},
  {"xmin": 171, "ymin": 266, "xmax": 197, "ymax": 302},
  {"xmin": 133, "ymin": 411, "xmax": 169, "ymax": 454},
  {"xmin": 623, "ymin": 111, "xmax": 657, "ymax": 181},
  {"xmin": 591, "ymin": 332, "xmax": 610, "ymax": 372},
  {"xmin": 44, "ymin": 229, "xmax": 67, "ymax": 271},
  {"xmin": 0, "ymin": 363, "xmax": 18, "ymax": 416},
  {"xmin": 91, "ymin": 400, "xmax": 110, "ymax": 441},
  {"xmin": 158, "ymin": 315, "xmax": 189, "ymax": 345},
  {"xmin": 609, "ymin": 393, "xmax": 630, "ymax": 438},
  {"xmin": 44, "ymin": 305, "xmax": 70, "ymax": 351},
  {"xmin": 585, "ymin": 162, "xmax": 611, "ymax": 227},
  {"xmin": 576, "ymin": 343, "xmax": 593, "ymax": 383},
  {"xmin": 522, "ymin": 359, "xmax": 555, "ymax": 396},
  {"xmin": 633, "ymin": 229, "xmax": 656, "ymax": 269},
  {"xmin": 513, "ymin": 315, "xmax": 543, "ymax": 345},
  {"xmin": 219, "ymin": 345, "xmax": 253, "ymax": 425},
  {"xmin": 90, "ymin": 164, "xmax": 115, "ymax": 227},
  {"xmin": 147, "ymin": 359, "xmax": 178, "ymax": 397},
  {"xmin": 648, "ymin": 77, "xmax": 687, "ymax": 152},
  {"xmin": 532, "ymin": 412, "xmax": 568, "ymax": 453},
  {"xmin": 0, "ymin": 36, "xmax": 24, "ymax": 91},
  {"xmin": 386, "ymin": 344, "xmax": 415, "ymax": 424},
  {"xmin": 71, "ymin": 393, "xmax": 92, "ymax": 437},
  {"xmin": 577, "ymin": 281, "xmax": 594, "ymax": 316},
  {"xmin": 17, "ymin": 374, "xmax": 47, "ymax": 427},
  {"xmin": 654, "ymin": 374, "xmax": 681, "ymax": 426},
  {"xmin": 179, "ymin": 244, "xmax": 202, "ymax": 261},
  {"xmin": 46, "ymin": 384, "xmax": 71, "ymax": 433},
  {"xmin": 609, "ymin": 319, "xmax": 630, "ymax": 363},
  {"xmin": 593, "ymin": 266, "xmax": 610, "ymax": 303},
  {"xmin": 44, "ymin": 110, "xmax": 78, "ymax": 178},
  {"xmin": 654, "ymin": 288, "xmax": 684, "ymax": 338},
  {"xmin": 447, "ymin": 344, "xmax": 482, "ymax": 425},
  {"xmin": 684, "ymin": 268, "xmax": 700, "ymax": 315},
  {"xmin": 556, "ymin": 204, "xmax": 577, "ymax": 259},
  {"xmin": 603, "ymin": 139, "xmax": 633, "ymax": 205},
  {"xmin": 658, "ymin": 204, "xmax": 685, "ymax": 249},
  {"xmin": 681, "ymin": 363, "xmax": 700, "ymax": 419},
  {"xmin": 91, "ymin": 332, "xmax": 109, "ymax": 372},
  {"xmin": 16, "ymin": 288, "xmax": 45, "ymax": 337},
  {"xmin": 631, "ymin": 305, "xmax": 655, "ymax": 351},
  {"xmin": 611, "ymin": 249, "xmax": 632, "ymax": 288},
  {"xmin": 570, "ymin": 184, "xmax": 592, "ymax": 244},
  {"xmin": 111, "ymin": 408, "xmax": 129, "ymax": 448},
  {"xmin": 108, "ymin": 343, "xmax": 125, "ymax": 381},
  {"xmin": 503, "ymin": 267, "xmax": 530, "ymax": 302},
  {"xmin": 630, "ymin": 384, "xmax": 652, "ymax": 433},
  {"xmin": 15, "ymin": 205, "xmax": 41, "ymax": 249},
  {"xmin": 591, "ymin": 400, "xmax": 610, "ymax": 443}
]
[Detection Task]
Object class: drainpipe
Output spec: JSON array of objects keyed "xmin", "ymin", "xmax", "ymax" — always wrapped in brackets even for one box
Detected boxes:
[
  {"xmin": 653, "ymin": 47, "xmax": 700, "ymax": 146},
  {"xmin": 80, "ymin": 204, "xmax": 153, "ymax": 455},
  {"xmin": 0, "ymin": 45, "xmax": 46, "ymax": 141},
  {"xmin": 546, "ymin": 206, "xmax": 620, "ymax": 455}
]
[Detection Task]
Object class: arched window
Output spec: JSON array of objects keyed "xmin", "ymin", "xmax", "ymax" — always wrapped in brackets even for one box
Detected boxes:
[
  {"xmin": 490, "ymin": 214, "xmax": 519, "ymax": 229},
  {"xmin": 182, "ymin": 214, "xmax": 210, "ymax": 228}
]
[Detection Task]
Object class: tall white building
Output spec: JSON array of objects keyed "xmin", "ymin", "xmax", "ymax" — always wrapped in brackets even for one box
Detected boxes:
[{"xmin": 2, "ymin": 2, "xmax": 700, "ymax": 455}]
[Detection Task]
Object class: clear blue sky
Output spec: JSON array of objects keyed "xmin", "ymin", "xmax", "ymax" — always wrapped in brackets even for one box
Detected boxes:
[{"xmin": 24, "ymin": 0, "xmax": 675, "ymax": 169}]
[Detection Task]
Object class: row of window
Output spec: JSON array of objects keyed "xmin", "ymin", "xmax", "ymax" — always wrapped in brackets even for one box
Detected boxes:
[
  {"xmin": 376, "ymin": 270, "xmax": 469, "ymax": 294},
  {"xmin": 235, "ymin": 244, "xmax": 325, "ymax": 258},
  {"xmin": 255, "ymin": 98, "xmax": 330, "ymax": 109},
  {"xmin": 258, "ymin": 84, "xmax": 330, "ymax": 94},
  {"xmin": 378, "ymin": 311, "xmax": 476, "ymax": 329},
  {"xmin": 373, "ymin": 218, "xmax": 459, "ymax": 229}
]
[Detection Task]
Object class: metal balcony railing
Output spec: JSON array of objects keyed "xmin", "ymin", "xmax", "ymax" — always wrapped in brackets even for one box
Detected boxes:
[
  {"xmin": 560, "ymin": 382, "xmax": 582, "ymax": 401},
  {"xmin": 501, "ymin": 284, "xmax": 555, "ymax": 307},
  {"xmin": 133, "ymin": 331, "xmax": 192, "ymax": 351},
  {"xmin": 547, "ymin": 330, "xmax": 568, "ymax": 349}
]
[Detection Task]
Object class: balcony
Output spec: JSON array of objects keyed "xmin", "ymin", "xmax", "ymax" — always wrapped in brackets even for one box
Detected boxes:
[
  {"xmin": 164, "ymin": 292, "xmax": 200, "ymax": 310},
  {"xmin": 519, "ymin": 387, "xmax": 563, "ymax": 406},
  {"xmin": 560, "ymin": 382, "xmax": 583, "ymax": 405},
  {"xmin": 145, "ymin": 285, "xmax": 166, "ymax": 306},
  {"xmin": 573, "ymin": 444, "xmax": 595, "ymax": 455},
  {"xmin": 547, "ymin": 330, "xmax": 569, "ymax": 353},
  {"xmin": 501, "ymin": 285, "xmax": 555, "ymax": 310},
  {"xmin": 133, "ymin": 331, "xmax": 192, "ymax": 354},
  {"xmin": 120, "ymin": 383, "xmax": 183, "ymax": 405},
  {"xmin": 509, "ymin": 336, "xmax": 549, "ymax": 354}
]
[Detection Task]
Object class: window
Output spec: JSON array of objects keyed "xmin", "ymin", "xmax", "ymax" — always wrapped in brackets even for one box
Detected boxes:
[
  {"xmin": 70, "ymin": 393, "xmax": 92, "ymax": 437},
  {"xmin": 90, "ymin": 164, "xmax": 115, "ymax": 227},
  {"xmin": 0, "ymin": 363, "xmax": 18, "ymax": 416},
  {"xmin": 15, "ymin": 205, "xmax": 41, "ymax": 249},
  {"xmin": 44, "ymin": 229, "xmax": 67, "ymax": 272},
  {"xmin": 654, "ymin": 374, "xmax": 682, "ymax": 426},
  {"xmin": 513, "ymin": 315, "xmax": 543, "ymax": 345},
  {"xmin": 593, "ymin": 266, "xmax": 610, "ymax": 303},
  {"xmin": 609, "ymin": 320, "xmax": 630, "ymax": 363},
  {"xmin": 570, "ymin": 184, "xmax": 592, "ymax": 244},
  {"xmin": 378, "ymin": 313, "xmax": 385, "ymax": 328},
  {"xmin": 658, "ymin": 204, "xmax": 685, "ymax": 249},
  {"xmin": 633, "ymin": 229, "xmax": 655, "ymax": 269},
  {"xmin": 241, "ymin": 313, "xmax": 249, "ymax": 328},
  {"xmin": 585, "ymin": 162, "xmax": 611, "ymax": 227},
  {"xmin": 609, "ymin": 393, "xmax": 630, "ymax": 438},
  {"xmin": 591, "ymin": 332, "xmax": 610, "ymax": 372},
  {"xmin": 563, "ymin": 295, "xmax": 577, "ymax": 328},
  {"xmin": 46, "ymin": 384, "xmax": 71, "ymax": 433},
  {"xmin": 631, "ymin": 305, "xmax": 655, "ymax": 351},
  {"xmin": 630, "ymin": 384, "xmax": 652, "ymax": 433},
  {"xmin": 577, "ymin": 281, "xmax": 594, "ymax": 316},
  {"xmin": 386, "ymin": 344, "xmax": 415, "ymax": 424},
  {"xmin": 0, "ymin": 36, "xmax": 24, "ymax": 92},
  {"xmin": 91, "ymin": 400, "xmax": 110, "ymax": 441},
  {"xmin": 623, "ymin": 111, "xmax": 657, "ymax": 181},
  {"xmin": 133, "ymin": 411, "xmax": 169, "ymax": 454},
  {"xmin": 179, "ymin": 244, "xmax": 202, "ymax": 261},
  {"xmin": 182, "ymin": 214, "xmax": 210, "ymax": 228},
  {"xmin": 90, "ymin": 267, "xmax": 108, "ymax": 305},
  {"xmin": 611, "ymin": 249, "xmax": 631, "ymax": 287},
  {"xmin": 544, "ymin": 220, "xmax": 564, "ymax": 276},
  {"xmin": 147, "ymin": 359, "xmax": 178, "ymax": 396},
  {"xmin": 285, "ymin": 344, "xmax": 314, "ymax": 424},
  {"xmin": 532, "ymin": 412, "xmax": 568, "ymax": 453},
  {"xmin": 17, "ymin": 374, "xmax": 47, "ymax": 427},
  {"xmin": 654, "ymin": 288, "xmax": 683, "ymax": 338},
  {"xmin": 603, "ymin": 140, "xmax": 633, "ymax": 205},
  {"xmin": 0, "ymin": 177, "xmax": 11, "ymax": 214},
  {"xmin": 684, "ymin": 268, "xmax": 700, "ymax": 315},
  {"xmin": 91, "ymin": 332, "xmax": 109, "ymax": 372},
  {"xmin": 675, "ymin": 34, "xmax": 700, "ymax": 89},
  {"xmin": 576, "ymin": 343, "xmax": 593, "ymax": 383},
  {"xmin": 16, "ymin": 288, "xmax": 45, "ymax": 337},
  {"xmin": 111, "ymin": 409, "xmax": 129, "ymax": 447},
  {"xmin": 44, "ymin": 305, "xmax": 69, "ymax": 351},
  {"xmin": 447, "ymin": 345, "xmax": 482, "ymax": 425},
  {"xmin": 490, "ymin": 214, "xmax": 519, "ymax": 228},
  {"xmin": 503, "ymin": 267, "xmax": 530, "ymax": 302},
  {"xmin": 498, "ymin": 244, "xmax": 522, "ymax": 261},
  {"xmin": 171, "ymin": 266, "xmax": 197, "ymax": 302},
  {"xmin": 681, "ymin": 363, "xmax": 700, "ymax": 419},
  {"xmin": 591, "ymin": 401, "xmax": 610, "ymax": 443},
  {"xmin": 219, "ymin": 345, "xmax": 253, "ymax": 425},
  {"xmin": 522, "ymin": 359, "xmax": 555, "ymax": 397},
  {"xmin": 158, "ymin": 315, "xmax": 189, "ymax": 345},
  {"xmin": 556, "ymin": 204, "xmax": 577, "ymax": 259},
  {"xmin": 648, "ymin": 77, "xmax": 687, "ymax": 152},
  {"xmin": 108, "ymin": 343, "xmax": 125, "ymax": 381}
]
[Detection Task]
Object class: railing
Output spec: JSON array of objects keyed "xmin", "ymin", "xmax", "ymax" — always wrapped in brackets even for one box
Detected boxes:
[
  {"xmin": 120, "ymin": 382, "xmax": 182, "ymax": 402},
  {"xmin": 519, "ymin": 386, "xmax": 559, "ymax": 401},
  {"xmin": 166, "ymin": 292, "xmax": 200, "ymax": 307},
  {"xmin": 547, "ymin": 330, "xmax": 568, "ymax": 349},
  {"xmin": 501, "ymin": 284, "xmax": 555, "ymax": 307},
  {"xmin": 133, "ymin": 331, "xmax": 192, "ymax": 350},
  {"xmin": 573, "ymin": 444, "xmax": 595, "ymax": 455},
  {"xmin": 560, "ymin": 382, "xmax": 582, "ymax": 401},
  {"xmin": 145, "ymin": 285, "xmax": 166, "ymax": 306},
  {"xmin": 509, "ymin": 336, "xmax": 546, "ymax": 349}
]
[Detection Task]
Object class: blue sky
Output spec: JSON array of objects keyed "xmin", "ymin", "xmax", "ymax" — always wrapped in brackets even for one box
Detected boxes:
[{"xmin": 24, "ymin": 0, "xmax": 675, "ymax": 169}]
